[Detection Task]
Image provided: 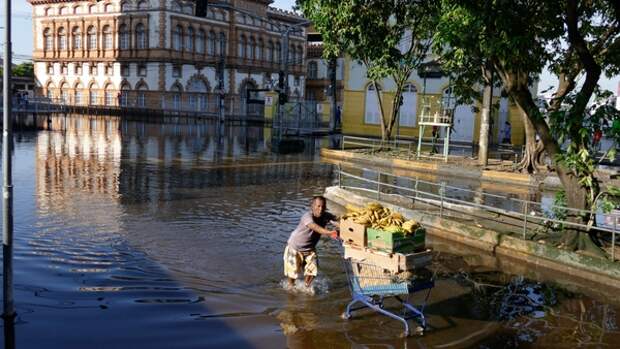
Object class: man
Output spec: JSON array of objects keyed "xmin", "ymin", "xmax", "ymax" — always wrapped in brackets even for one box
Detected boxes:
[{"xmin": 284, "ymin": 196, "xmax": 339, "ymax": 289}]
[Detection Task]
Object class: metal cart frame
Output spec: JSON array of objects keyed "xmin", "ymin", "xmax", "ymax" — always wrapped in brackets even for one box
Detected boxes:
[{"xmin": 342, "ymin": 257, "xmax": 434, "ymax": 336}]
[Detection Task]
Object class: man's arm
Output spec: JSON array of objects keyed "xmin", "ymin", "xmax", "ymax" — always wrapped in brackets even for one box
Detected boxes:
[{"xmin": 307, "ymin": 222, "xmax": 334, "ymax": 236}]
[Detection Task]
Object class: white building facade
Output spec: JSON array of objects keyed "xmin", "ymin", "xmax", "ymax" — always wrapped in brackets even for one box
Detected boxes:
[{"xmin": 29, "ymin": 0, "xmax": 306, "ymax": 118}]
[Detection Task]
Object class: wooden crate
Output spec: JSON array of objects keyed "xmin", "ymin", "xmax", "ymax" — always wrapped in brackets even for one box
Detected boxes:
[
  {"xmin": 366, "ymin": 227, "xmax": 426, "ymax": 254},
  {"xmin": 343, "ymin": 243, "xmax": 432, "ymax": 273},
  {"xmin": 340, "ymin": 218, "xmax": 367, "ymax": 248}
]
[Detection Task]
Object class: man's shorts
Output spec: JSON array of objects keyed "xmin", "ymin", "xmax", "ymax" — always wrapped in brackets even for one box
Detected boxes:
[{"xmin": 283, "ymin": 245, "xmax": 318, "ymax": 279}]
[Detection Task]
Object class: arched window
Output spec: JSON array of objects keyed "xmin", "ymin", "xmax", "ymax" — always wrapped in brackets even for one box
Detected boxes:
[
  {"xmin": 173, "ymin": 25, "xmax": 183, "ymax": 51},
  {"xmin": 59, "ymin": 7, "xmax": 68, "ymax": 15},
  {"xmin": 87, "ymin": 26, "xmax": 97, "ymax": 49},
  {"xmin": 171, "ymin": 1, "xmax": 181, "ymax": 12},
  {"xmin": 120, "ymin": 83, "xmax": 131, "ymax": 106},
  {"xmin": 257, "ymin": 39, "xmax": 264, "ymax": 61},
  {"xmin": 170, "ymin": 84, "xmax": 182, "ymax": 110},
  {"xmin": 136, "ymin": 23, "xmax": 146, "ymax": 49},
  {"xmin": 89, "ymin": 4, "xmax": 97, "ymax": 13},
  {"xmin": 73, "ymin": 6, "xmax": 81, "ymax": 14},
  {"xmin": 186, "ymin": 27, "xmax": 194, "ymax": 52},
  {"xmin": 248, "ymin": 37, "xmax": 255, "ymax": 60},
  {"xmin": 219, "ymin": 32, "xmax": 226, "ymax": 56},
  {"xmin": 45, "ymin": 7, "xmax": 53, "ymax": 16},
  {"xmin": 121, "ymin": 1, "xmax": 131, "ymax": 11},
  {"xmin": 364, "ymin": 83, "xmax": 382, "ymax": 124},
  {"xmin": 187, "ymin": 78, "xmax": 208, "ymax": 111},
  {"xmin": 207, "ymin": 31, "xmax": 215, "ymax": 55},
  {"xmin": 57, "ymin": 27, "xmax": 67, "ymax": 50},
  {"xmin": 102, "ymin": 25, "xmax": 112, "ymax": 49},
  {"xmin": 119, "ymin": 24, "xmax": 129, "ymax": 49},
  {"xmin": 196, "ymin": 30, "xmax": 205, "ymax": 54},
  {"xmin": 72, "ymin": 27, "xmax": 81, "ymax": 50},
  {"xmin": 267, "ymin": 41, "xmax": 274, "ymax": 62},
  {"xmin": 275, "ymin": 42, "xmax": 281, "ymax": 64},
  {"xmin": 104, "ymin": 84, "xmax": 115, "ymax": 106},
  {"xmin": 307, "ymin": 61, "xmax": 318, "ymax": 79},
  {"xmin": 137, "ymin": 1, "xmax": 148, "ymax": 10},
  {"xmin": 89, "ymin": 84, "xmax": 99, "ymax": 105},
  {"xmin": 74, "ymin": 83, "xmax": 84, "ymax": 105},
  {"xmin": 238, "ymin": 35, "xmax": 246, "ymax": 58},
  {"xmin": 105, "ymin": 3, "xmax": 113, "ymax": 13},
  {"xmin": 400, "ymin": 84, "xmax": 418, "ymax": 127},
  {"xmin": 288, "ymin": 45, "xmax": 294, "ymax": 64},
  {"xmin": 136, "ymin": 82, "xmax": 148, "ymax": 107},
  {"xmin": 59, "ymin": 83, "xmax": 69, "ymax": 103},
  {"xmin": 43, "ymin": 28, "xmax": 52, "ymax": 50}
]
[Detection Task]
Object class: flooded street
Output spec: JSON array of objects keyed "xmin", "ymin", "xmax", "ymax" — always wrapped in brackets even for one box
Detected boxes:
[{"xmin": 1, "ymin": 115, "xmax": 619, "ymax": 348}]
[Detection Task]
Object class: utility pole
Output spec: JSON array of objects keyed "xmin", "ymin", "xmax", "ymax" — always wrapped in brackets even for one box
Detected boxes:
[
  {"xmin": 328, "ymin": 57, "xmax": 337, "ymax": 132},
  {"xmin": 478, "ymin": 64, "xmax": 493, "ymax": 166},
  {"xmin": 218, "ymin": 36, "xmax": 225, "ymax": 123},
  {"xmin": 2, "ymin": 0, "xmax": 15, "ymax": 320}
]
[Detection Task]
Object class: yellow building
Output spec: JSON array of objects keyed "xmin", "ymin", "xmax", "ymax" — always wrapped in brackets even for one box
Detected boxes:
[{"xmin": 341, "ymin": 58, "xmax": 528, "ymax": 146}]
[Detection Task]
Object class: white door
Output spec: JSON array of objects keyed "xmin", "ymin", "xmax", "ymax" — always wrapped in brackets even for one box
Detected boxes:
[
  {"xmin": 364, "ymin": 84, "xmax": 381, "ymax": 124},
  {"xmin": 400, "ymin": 84, "xmax": 417, "ymax": 127},
  {"xmin": 497, "ymin": 97, "xmax": 509, "ymax": 144},
  {"xmin": 451, "ymin": 104, "xmax": 475, "ymax": 143}
]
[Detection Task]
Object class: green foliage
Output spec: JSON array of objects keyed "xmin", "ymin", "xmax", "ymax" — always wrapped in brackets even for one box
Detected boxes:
[
  {"xmin": 12, "ymin": 62, "xmax": 34, "ymax": 78},
  {"xmin": 552, "ymin": 190, "xmax": 568, "ymax": 222}
]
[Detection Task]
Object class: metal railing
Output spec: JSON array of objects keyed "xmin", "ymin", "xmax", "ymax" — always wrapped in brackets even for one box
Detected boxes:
[
  {"xmin": 342, "ymin": 135, "xmax": 474, "ymax": 159},
  {"xmin": 337, "ymin": 166, "xmax": 619, "ymax": 261}
]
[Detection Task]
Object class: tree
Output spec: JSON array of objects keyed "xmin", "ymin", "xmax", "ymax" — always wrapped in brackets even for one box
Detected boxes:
[
  {"xmin": 12, "ymin": 62, "xmax": 34, "ymax": 78},
  {"xmin": 298, "ymin": 0, "xmax": 439, "ymax": 141},
  {"xmin": 435, "ymin": 0, "xmax": 620, "ymax": 255}
]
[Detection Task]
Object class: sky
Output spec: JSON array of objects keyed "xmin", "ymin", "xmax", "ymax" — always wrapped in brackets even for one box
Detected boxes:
[{"xmin": 4, "ymin": 0, "xmax": 618, "ymax": 95}]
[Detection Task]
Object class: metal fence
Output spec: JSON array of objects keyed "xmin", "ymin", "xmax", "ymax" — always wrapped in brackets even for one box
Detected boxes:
[
  {"xmin": 337, "ymin": 166, "xmax": 619, "ymax": 261},
  {"xmin": 342, "ymin": 135, "xmax": 479, "ymax": 159}
]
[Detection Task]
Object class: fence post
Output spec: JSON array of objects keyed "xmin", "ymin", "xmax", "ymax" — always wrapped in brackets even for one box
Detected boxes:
[
  {"xmin": 613, "ymin": 217, "xmax": 617, "ymax": 262},
  {"xmin": 523, "ymin": 201, "xmax": 529, "ymax": 239},
  {"xmin": 439, "ymin": 183, "xmax": 444, "ymax": 218},
  {"xmin": 337, "ymin": 164, "xmax": 342, "ymax": 188},
  {"xmin": 376, "ymin": 171, "xmax": 381, "ymax": 200}
]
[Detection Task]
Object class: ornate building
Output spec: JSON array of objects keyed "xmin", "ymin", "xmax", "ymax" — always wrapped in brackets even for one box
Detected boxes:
[{"xmin": 29, "ymin": 0, "xmax": 306, "ymax": 118}]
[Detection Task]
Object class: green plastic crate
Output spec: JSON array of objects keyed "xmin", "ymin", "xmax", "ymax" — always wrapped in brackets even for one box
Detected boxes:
[{"xmin": 366, "ymin": 227, "xmax": 426, "ymax": 253}]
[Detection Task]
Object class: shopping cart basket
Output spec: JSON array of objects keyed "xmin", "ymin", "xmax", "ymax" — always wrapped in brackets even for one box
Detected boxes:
[{"xmin": 341, "ymin": 257, "xmax": 434, "ymax": 337}]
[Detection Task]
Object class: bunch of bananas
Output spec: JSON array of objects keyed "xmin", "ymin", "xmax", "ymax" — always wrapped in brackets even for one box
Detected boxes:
[{"xmin": 342, "ymin": 203, "xmax": 420, "ymax": 234}]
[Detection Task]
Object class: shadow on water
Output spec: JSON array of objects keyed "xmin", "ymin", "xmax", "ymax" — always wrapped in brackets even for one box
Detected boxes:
[{"xmin": 3, "ymin": 114, "xmax": 620, "ymax": 348}]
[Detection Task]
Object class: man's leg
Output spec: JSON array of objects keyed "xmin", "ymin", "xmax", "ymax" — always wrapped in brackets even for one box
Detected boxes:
[
  {"xmin": 304, "ymin": 275, "xmax": 315, "ymax": 287},
  {"xmin": 288, "ymin": 278, "xmax": 296, "ymax": 287},
  {"xmin": 303, "ymin": 252, "xmax": 318, "ymax": 288}
]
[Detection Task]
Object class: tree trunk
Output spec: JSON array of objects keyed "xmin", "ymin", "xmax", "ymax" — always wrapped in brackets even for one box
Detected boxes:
[
  {"xmin": 372, "ymin": 80, "xmax": 388, "ymax": 142},
  {"xmin": 478, "ymin": 67, "xmax": 493, "ymax": 166},
  {"xmin": 516, "ymin": 109, "xmax": 545, "ymax": 173}
]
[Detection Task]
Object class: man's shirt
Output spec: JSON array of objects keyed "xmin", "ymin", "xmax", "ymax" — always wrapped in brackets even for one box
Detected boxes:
[{"xmin": 287, "ymin": 211, "xmax": 337, "ymax": 252}]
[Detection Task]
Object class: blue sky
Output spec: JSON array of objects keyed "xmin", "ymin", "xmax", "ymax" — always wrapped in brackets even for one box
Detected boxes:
[{"xmin": 4, "ymin": 0, "xmax": 618, "ymax": 94}]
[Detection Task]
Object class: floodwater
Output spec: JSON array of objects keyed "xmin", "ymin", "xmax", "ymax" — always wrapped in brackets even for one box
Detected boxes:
[{"xmin": 1, "ymin": 115, "xmax": 619, "ymax": 348}]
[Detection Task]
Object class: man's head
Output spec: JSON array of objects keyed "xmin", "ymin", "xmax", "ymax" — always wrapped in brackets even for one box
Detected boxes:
[{"xmin": 310, "ymin": 196, "xmax": 326, "ymax": 218}]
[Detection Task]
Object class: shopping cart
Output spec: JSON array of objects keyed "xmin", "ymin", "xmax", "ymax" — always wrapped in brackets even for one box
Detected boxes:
[{"xmin": 341, "ymin": 257, "xmax": 434, "ymax": 337}]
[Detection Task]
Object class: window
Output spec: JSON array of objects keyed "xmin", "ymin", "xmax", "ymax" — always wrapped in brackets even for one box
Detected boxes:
[
  {"xmin": 207, "ymin": 31, "xmax": 215, "ymax": 56},
  {"xmin": 257, "ymin": 39, "xmax": 264, "ymax": 61},
  {"xmin": 238, "ymin": 36, "xmax": 246, "ymax": 58},
  {"xmin": 87, "ymin": 26, "xmax": 97, "ymax": 49},
  {"xmin": 105, "ymin": 64, "xmax": 113, "ymax": 75},
  {"xmin": 105, "ymin": 3, "xmax": 113, "ymax": 13},
  {"xmin": 58, "ymin": 27, "xmax": 67, "ymax": 50},
  {"xmin": 90, "ymin": 90, "xmax": 98, "ymax": 105},
  {"xmin": 400, "ymin": 84, "xmax": 418, "ymax": 127},
  {"xmin": 138, "ymin": 64, "xmax": 146, "ymax": 76},
  {"xmin": 105, "ymin": 87, "xmax": 114, "ymax": 106},
  {"xmin": 173, "ymin": 25, "xmax": 182, "ymax": 51},
  {"xmin": 60, "ymin": 84, "xmax": 68, "ymax": 103},
  {"xmin": 137, "ymin": 85, "xmax": 146, "ymax": 107},
  {"xmin": 267, "ymin": 41, "xmax": 273, "ymax": 62},
  {"xmin": 72, "ymin": 27, "xmax": 81, "ymax": 49},
  {"xmin": 76, "ymin": 64, "xmax": 82, "ymax": 75},
  {"xmin": 219, "ymin": 32, "xmax": 226, "ymax": 56},
  {"xmin": 103, "ymin": 25, "xmax": 112, "ymax": 49},
  {"xmin": 73, "ymin": 6, "xmax": 81, "ymax": 14},
  {"xmin": 60, "ymin": 7, "xmax": 68, "ymax": 15},
  {"xmin": 61, "ymin": 63, "xmax": 68, "ymax": 74},
  {"xmin": 289, "ymin": 46, "xmax": 294, "ymax": 64},
  {"xmin": 364, "ymin": 84, "xmax": 382, "ymax": 124},
  {"xmin": 308, "ymin": 61, "xmax": 317, "ymax": 79},
  {"xmin": 120, "ymin": 89, "xmax": 129, "ymax": 106},
  {"xmin": 121, "ymin": 64, "xmax": 130, "ymax": 77},
  {"xmin": 90, "ymin": 63, "xmax": 98, "ymax": 75},
  {"xmin": 47, "ymin": 64, "xmax": 54, "ymax": 74},
  {"xmin": 197, "ymin": 30, "xmax": 205, "ymax": 54},
  {"xmin": 45, "ymin": 7, "xmax": 53, "ymax": 16},
  {"xmin": 248, "ymin": 37, "xmax": 254, "ymax": 60},
  {"xmin": 75, "ymin": 86, "xmax": 83, "ymax": 105},
  {"xmin": 171, "ymin": 1, "xmax": 181, "ymax": 12},
  {"xmin": 89, "ymin": 5, "xmax": 97, "ymax": 14},
  {"xmin": 121, "ymin": 1, "xmax": 131, "ymax": 11},
  {"xmin": 135, "ymin": 23, "xmax": 146, "ymax": 49},
  {"xmin": 137, "ymin": 1, "xmax": 148, "ymax": 10},
  {"xmin": 172, "ymin": 65, "xmax": 181, "ymax": 78},
  {"xmin": 294, "ymin": 77, "xmax": 300, "ymax": 87},
  {"xmin": 186, "ymin": 27, "xmax": 194, "ymax": 52},
  {"xmin": 46, "ymin": 88, "xmax": 53, "ymax": 100},
  {"xmin": 297, "ymin": 45, "xmax": 304, "ymax": 65},
  {"xmin": 119, "ymin": 24, "xmax": 129, "ymax": 49},
  {"xmin": 275, "ymin": 42, "xmax": 281, "ymax": 63},
  {"xmin": 44, "ymin": 28, "xmax": 52, "ymax": 50}
]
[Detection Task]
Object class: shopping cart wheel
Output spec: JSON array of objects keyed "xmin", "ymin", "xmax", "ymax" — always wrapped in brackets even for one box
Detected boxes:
[
  {"xmin": 414, "ymin": 326, "xmax": 424, "ymax": 335},
  {"xmin": 341, "ymin": 312, "xmax": 352, "ymax": 320}
]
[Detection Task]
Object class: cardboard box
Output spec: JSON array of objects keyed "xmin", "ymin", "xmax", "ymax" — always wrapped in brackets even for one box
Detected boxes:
[
  {"xmin": 340, "ymin": 218, "xmax": 367, "ymax": 247},
  {"xmin": 343, "ymin": 243, "xmax": 432, "ymax": 273},
  {"xmin": 366, "ymin": 227, "xmax": 426, "ymax": 254}
]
